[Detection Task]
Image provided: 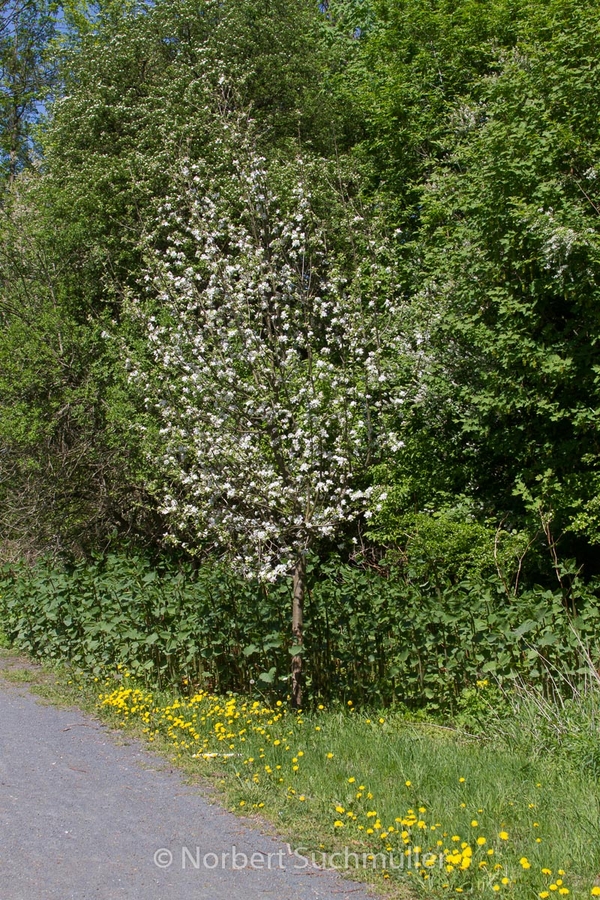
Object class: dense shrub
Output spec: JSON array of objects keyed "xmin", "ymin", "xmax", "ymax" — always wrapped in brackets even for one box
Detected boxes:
[{"xmin": 1, "ymin": 552, "xmax": 599, "ymax": 710}]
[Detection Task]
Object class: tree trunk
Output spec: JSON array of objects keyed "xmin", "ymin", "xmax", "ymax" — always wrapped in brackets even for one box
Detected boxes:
[{"xmin": 291, "ymin": 554, "xmax": 305, "ymax": 709}]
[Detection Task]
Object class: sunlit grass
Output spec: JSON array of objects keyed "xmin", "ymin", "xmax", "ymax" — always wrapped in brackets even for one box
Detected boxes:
[
  {"xmin": 87, "ymin": 672, "xmax": 600, "ymax": 900},
  {"xmin": 3, "ymin": 639, "xmax": 598, "ymax": 899}
]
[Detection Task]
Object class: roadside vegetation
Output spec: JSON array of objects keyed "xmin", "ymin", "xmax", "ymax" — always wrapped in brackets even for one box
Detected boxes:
[
  {"xmin": 1, "ymin": 552, "xmax": 600, "ymax": 899},
  {"xmin": 1, "ymin": 641, "xmax": 599, "ymax": 900},
  {"xmin": 1, "ymin": 551, "xmax": 599, "ymax": 710},
  {"xmin": 2, "ymin": 0, "xmax": 600, "ymax": 897}
]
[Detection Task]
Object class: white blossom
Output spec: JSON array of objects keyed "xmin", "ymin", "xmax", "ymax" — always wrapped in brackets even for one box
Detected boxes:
[{"xmin": 127, "ymin": 133, "xmax": 405, "ymax": 577}]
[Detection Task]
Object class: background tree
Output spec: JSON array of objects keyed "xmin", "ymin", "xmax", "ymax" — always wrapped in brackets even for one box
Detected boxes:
[
  {"xmin": 403, "ymin": 0, "xmax": 600, "ymax": 557},
  {"xmin": 0, "ymin": 0, "xmax": 55, "ymax": 186},
  {"xmin": 0, "ymin": 172, "xmax": 160, "ymax": 559},
  {"xmin": 346, "ymin": 0, "xmax": 600, "ymax": 583}
]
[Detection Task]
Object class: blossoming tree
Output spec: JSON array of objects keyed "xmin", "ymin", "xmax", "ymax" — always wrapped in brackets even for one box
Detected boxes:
[{"xmin": 129, "ymin": 123, "xmax": 400, "ymax": 705}]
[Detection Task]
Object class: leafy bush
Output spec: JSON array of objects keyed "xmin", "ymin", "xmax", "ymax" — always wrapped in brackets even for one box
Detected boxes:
[
  {"xmin": 1, "ymin": 551, "xmax": 599, "ymax": 711},
  {"xmin": 366, "ymin": 495, "xmax": 533, "ymax": 587}
]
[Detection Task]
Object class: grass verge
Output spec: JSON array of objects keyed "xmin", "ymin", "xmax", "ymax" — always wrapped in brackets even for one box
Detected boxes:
[{"xmin": 0, "ymin": 649, "xmax": 598, "ymax": 900}]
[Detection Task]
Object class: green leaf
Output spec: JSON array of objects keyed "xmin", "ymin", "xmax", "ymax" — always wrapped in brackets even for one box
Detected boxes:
[{"xmin": 258, "ymin": 667, "xmax": 277, "ymax": 684}]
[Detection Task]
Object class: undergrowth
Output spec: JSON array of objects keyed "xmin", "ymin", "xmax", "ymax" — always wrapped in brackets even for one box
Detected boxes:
[
  {"xmin": 2, "ymin": 551, "xmax": 600, "ymax": 711},
  {"xmin": 45, "ymin": 665, "xmax": 600, "ymax": 900}
]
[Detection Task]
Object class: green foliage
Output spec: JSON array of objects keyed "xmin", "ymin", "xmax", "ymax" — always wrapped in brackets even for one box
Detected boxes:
[
  {"xmin": 42, "ymin": 0, "xmax": 359, "ymax": 292},
  {"xmin": 1, "ymin": 552, "xmax": 599, "ymax": 711},
  {"xmin": 366, "ymin": 493, "xmax": 532, "ymax": 587},
  {"xmin": 380, "ymin": 0, "xmax": 600, "ymax": 543},
  {"xmin": 0, "ymin": 552, "xmax": 283, "ymax": 689},
  {"xmin": 0, "ymin": 0, "xmax": 56, "ymax": 185},
  {"xmin": 0, "ymin": 175, "xmax": 157, "ymax": 559},
  {"xmin": 453, "ymin": 677, "xmax": 518, "ymax": 734},
  {"xmin": 353, "ymin": 0, "xmax": 507, "ymax": 190}
]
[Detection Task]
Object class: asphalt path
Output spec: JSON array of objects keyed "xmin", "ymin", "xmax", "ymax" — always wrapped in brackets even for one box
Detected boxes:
[{"xmin": 0, "ymin": 658, "xmax": 377, "ymax": 900}]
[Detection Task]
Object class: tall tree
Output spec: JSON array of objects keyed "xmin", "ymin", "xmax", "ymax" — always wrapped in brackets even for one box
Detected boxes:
[
  {"xmin": 0, "ymin": 0, "xmax": 54, "ymax": 185},
  {"xmin": 1, "ymin": 0, "xmax": 363, "ymax": 558}
]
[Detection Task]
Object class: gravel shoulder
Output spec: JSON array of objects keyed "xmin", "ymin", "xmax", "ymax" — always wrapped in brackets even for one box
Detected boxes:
[{"xmin": 0, "ymin": 653, "xmax": 377, "ymax": 900}]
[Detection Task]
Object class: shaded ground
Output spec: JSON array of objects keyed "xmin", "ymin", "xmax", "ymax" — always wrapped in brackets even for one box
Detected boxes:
[{"xmin": 0, "ymin": 654, "xmax": 377, "ymax": 900}]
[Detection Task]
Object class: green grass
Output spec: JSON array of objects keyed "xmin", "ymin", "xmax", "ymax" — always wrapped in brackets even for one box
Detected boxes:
[
  {"xmin": 65, "ymin": 673, "xmax": 600, "ymax": 899},
  {"xmin": 1, "ymin": 665, "xmax": 43, "ymax": 683},
  {"xmin": 2, "ymin": 652, "xmax": 599, "ymax": 900}
]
